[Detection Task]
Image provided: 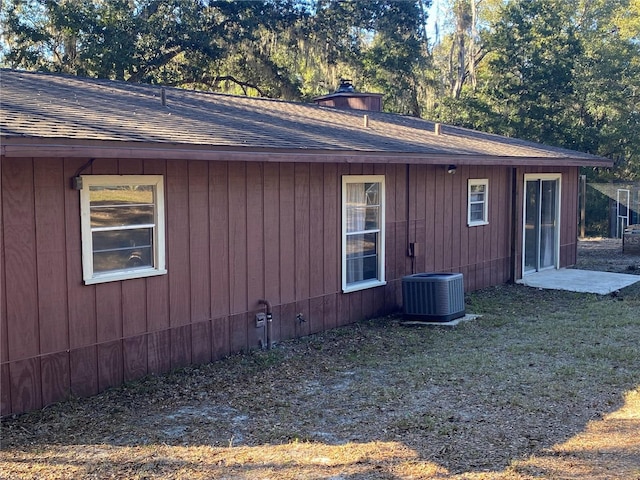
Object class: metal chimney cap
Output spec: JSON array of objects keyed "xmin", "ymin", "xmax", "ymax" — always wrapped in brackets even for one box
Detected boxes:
[{"xmin": 336, "ymin": 79, "xmax": 355, "ymax": 93}]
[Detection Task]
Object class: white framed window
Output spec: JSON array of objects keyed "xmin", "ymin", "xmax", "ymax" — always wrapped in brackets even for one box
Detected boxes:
[
  {"xmin": 342, "ymin": 175, "xmax": 386, "ymax": 292},
  {"xmin": 80, "ymin": 175, "xmax": 167, "ymax": 285},
  {"xmin": 468, "ymin": 178, "xmax": 489, "ymax": 226}
]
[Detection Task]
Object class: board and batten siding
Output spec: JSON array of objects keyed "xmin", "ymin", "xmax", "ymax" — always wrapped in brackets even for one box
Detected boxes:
[{"xmin": 0, "ymin": 157, "xmax": 579, "ymax": 415}]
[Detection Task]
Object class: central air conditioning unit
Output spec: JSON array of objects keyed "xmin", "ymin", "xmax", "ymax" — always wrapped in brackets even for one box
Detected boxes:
[{"xmin": 402, "ymin": 272, "xmax": 465, "ymax": 322}]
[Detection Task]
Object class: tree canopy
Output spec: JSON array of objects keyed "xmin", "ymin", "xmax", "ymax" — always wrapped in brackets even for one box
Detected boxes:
[
  {"xmin": 1, "ymin": 0, "xmax": 638, "ymax": 179},
  {"xmin": 429, "ymin": 0, "xmax": 639, "ymax": 180}
]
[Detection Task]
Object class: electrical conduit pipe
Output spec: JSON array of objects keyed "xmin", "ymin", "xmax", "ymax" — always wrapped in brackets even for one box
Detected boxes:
[{"xmin": 258, "ymin": 299, "xmax": 273, "ymax": 350}]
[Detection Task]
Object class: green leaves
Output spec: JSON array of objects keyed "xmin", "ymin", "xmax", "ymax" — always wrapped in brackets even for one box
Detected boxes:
[
  {"xmin": 432, "ymin": 0, "xmax": 639, "ymax": 180},
  {"xmin": 485, "ymin": 0, "xmax": 581, "ymax": 144},
  {"xmin": 1, "ymin": 0, "xmax": 430, "ymax": 107}
]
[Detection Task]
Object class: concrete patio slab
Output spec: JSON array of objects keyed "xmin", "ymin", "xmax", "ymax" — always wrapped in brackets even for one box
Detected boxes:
[
  {"xmin": 400, "ymin": 314, "xmax": 482, "ymax": 327},
  {"xmin": 517, "ymin": 268, "xmax": 640, "ymax": 294}
]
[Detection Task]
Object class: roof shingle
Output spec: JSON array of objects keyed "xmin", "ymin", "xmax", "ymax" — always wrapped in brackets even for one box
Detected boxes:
[{"xmin": 0, "ymin": 69, "xmax": 610, "ymax": 167}]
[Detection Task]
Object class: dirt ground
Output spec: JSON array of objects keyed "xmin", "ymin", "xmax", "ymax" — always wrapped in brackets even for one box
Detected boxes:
[
  {"xmin": 574, "ymin": 237, "xmax": 640, "ymax": 274},
  {"xmin": 0, "ymin": 238, "xmax": 639, "ymax": 479}
]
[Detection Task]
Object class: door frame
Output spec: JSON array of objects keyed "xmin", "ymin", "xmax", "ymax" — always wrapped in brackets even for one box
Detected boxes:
[{"xmin": 522, "ymin": 173, "xmax": 562, "ymax": 275}]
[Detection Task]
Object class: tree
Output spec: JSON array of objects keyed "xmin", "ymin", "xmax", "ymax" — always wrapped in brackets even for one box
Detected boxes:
[
  {"xmin": 482, "ymin": 0, "xmax": 582, "ymax": 144},
  {"xmin": 1, "ymin": 0, "xmax": 432, "ymax": 110},
  {"xmin": 1, "ymin": 0, "xmax": 304, "ymax": 95},
  {"xmin": 449, "ymin": 0, "xmax": 473, "ymax": 98},
  {"xmin": 359, "ymin": 0, "xmax": 431, "ymax": 115},
  {"xmin": 570, "ymin": 0, "xmax": 640, "ymax": 180},
  {"xmin": 427, "ymin": 0, "xmax": 639, "ymax": 180}
]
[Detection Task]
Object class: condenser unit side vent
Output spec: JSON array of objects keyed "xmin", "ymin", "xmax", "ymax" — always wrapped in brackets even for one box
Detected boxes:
[{"xmin": 402, "ymin": 273, "xmax": 465, "ymax": 322}]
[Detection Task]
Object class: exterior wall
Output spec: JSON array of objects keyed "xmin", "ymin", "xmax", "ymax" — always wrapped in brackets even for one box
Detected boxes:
[
  {"xmin": 314, "ymin": 95, "xmax": 382, "ymax": 112},
  {"xmin": 409, "ymin": 164, "xmax": 514, "ymax": 293},
  {"xmin": 0, "ymin": 157, "xmax": 578, "ymax": 416}
]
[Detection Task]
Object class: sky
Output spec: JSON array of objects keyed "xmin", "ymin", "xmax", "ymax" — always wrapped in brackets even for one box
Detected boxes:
[{"xmin": 425, "ymin": 0, "xmax": 447, "ymax": 47}]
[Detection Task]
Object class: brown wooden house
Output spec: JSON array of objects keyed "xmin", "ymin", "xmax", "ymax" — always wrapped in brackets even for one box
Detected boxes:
[{"xmin": 0, "ymin": 70, "xmax": 611, "ymax": 416}]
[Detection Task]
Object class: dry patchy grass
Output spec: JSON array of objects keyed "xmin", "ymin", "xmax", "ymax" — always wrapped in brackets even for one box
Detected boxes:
[{"xmin": 1, "ymin": 240, "xmax": 639, "ymax": 479}]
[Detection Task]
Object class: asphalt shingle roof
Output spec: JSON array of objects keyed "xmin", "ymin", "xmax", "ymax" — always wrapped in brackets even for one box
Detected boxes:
[{"xmin": 0, "ymin": 69, "xmax": 610, "ymax": 166}]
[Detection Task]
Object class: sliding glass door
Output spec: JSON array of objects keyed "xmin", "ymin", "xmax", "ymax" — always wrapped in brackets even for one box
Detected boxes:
[{"xmin": 523, "ymin": 175, "xmax": 561, "ymax": 274}]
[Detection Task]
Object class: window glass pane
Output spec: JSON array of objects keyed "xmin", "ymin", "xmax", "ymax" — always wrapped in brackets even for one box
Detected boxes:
[
  {"xmin": 342, "ymin": 176, "xmax": 384, "ymax": 289},
  {"xmin": 91, "ymin": 205, "xmax": 154, "ymax": 228},
  {"xmin": 347, "ymin": 206, "xmax": 379, "ymax": 232},
  {"xmin": 346, "ymin": 257, "xmax": 364, "ymax": 284},
  {"xmin": 93, "ymin": 228, "xmax": 152, "ymax": 252},
  {"xmin": 364, "ymin": 206, "xmax": 379, "ymax": 230},
  {"xmin": 346, "ymin": 206, "xmax": 366, "ymax": 233},
  {"xmin": 346, "ymin": 183, "xmax": 366, "ymax": 206},
  {"xmin": 346, "ymin": 256, "xmax": 378, "ymax": 283},
  {"xmin": 524, "ymin": 180, "xmax": 540, "ymax": 272},
  {"xmin": 470, "ymin": 204, "xmax": 485, "ymax": 222},
  {"xmin": 346, "ymin": 233, "xmax": 378, "ymax": 258},
  {"xmin": 470, "ymin": 192, "xmax": 485, "ymax": 203},
  {"xmin": 540, "ymin": 180, "xmax": 557, "ymax": 269},
  {"xmin": 93, "ymin": 246, "xmax": 153, "ymax": 273},
  {"xmin": 346, "ymin": 182, "xmax": 380, "ymax": 233},
  {"xmin": 92, "ymin": 228, "xmax": 153, "ymax": 272},
  {"xmin": 468, "ymin": 181, "xmax": 488, "ymax": 225},
  {"xmin": 364, "ymin": 183, "xmax": 379, "ymax": 205},
  {"xmin": 90, "ymin": 185, "xmax": 154, "ymax": 205},
  {"xmin": 82, "ymin": 176, "xmax": 165, "ymax": 283}
]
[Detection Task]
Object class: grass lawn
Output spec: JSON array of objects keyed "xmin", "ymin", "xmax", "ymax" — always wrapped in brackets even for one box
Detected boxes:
[{"xmin": 2, "ymin": 238, "xmax": 639, "ymax": 480}]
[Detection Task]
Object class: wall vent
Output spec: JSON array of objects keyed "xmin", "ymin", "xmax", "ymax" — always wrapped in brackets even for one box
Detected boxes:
[{"xmin": 402, "ymin": 273, "xmax": 465, "ymax": 322}]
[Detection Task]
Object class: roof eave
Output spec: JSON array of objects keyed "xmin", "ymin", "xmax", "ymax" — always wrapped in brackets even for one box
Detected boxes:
[{"xmin": 0, "ymin": 137, "xmax": 613, "ymax": 168}]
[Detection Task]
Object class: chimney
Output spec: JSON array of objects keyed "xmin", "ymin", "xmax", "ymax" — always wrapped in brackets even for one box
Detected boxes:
[{"xmin": 312, "ymin": 79, "xmax": 383, "ymax": 112}]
